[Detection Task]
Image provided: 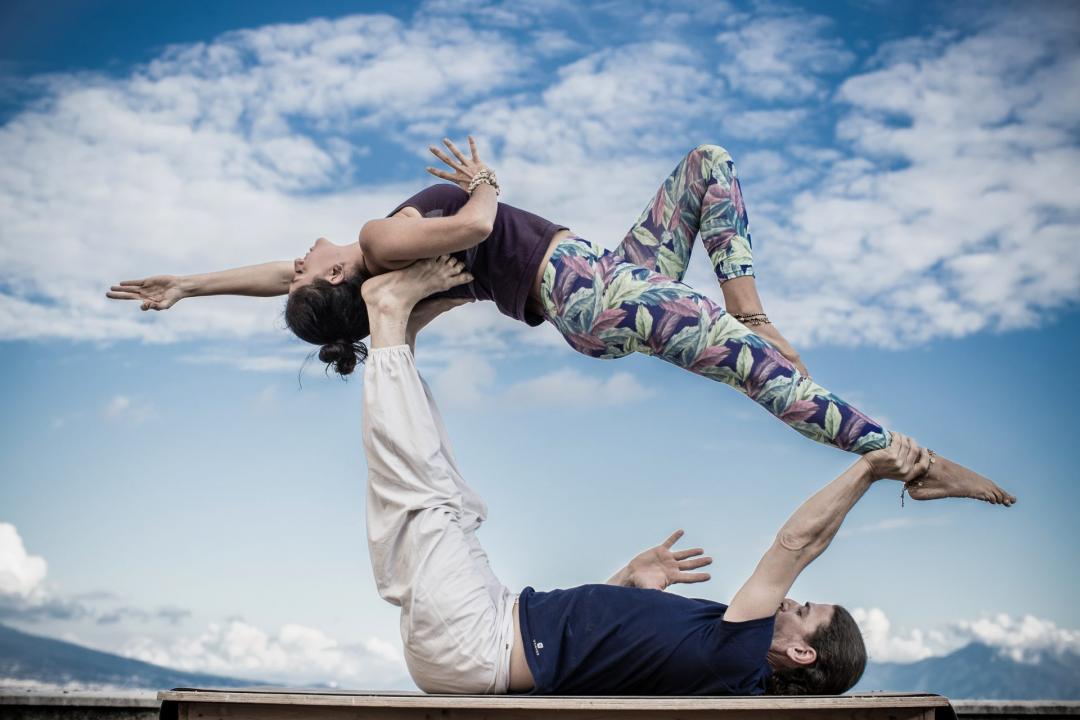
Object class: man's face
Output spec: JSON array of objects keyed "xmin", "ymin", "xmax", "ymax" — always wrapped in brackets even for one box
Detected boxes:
[{"xmin": 773, "ymin": 597, "xmax": 835, "ymax": 655}]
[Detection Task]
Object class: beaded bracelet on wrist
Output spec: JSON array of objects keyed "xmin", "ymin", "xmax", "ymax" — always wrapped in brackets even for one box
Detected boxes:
[
  {"xmin": 468, "ymin": 169, "xmax": 500, "ymax": 196},
  {"xmin": 732, "ymin": 312, "xmax": 771, "ymax": 327}
]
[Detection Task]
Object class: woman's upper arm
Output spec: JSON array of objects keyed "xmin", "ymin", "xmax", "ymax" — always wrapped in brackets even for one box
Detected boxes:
[{"xmin": 361, "ymin": 213, "xmax": 488, "ymax": 265}]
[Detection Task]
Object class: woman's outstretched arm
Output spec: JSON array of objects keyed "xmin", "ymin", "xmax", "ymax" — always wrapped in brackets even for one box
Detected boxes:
[{"xmin": 107, "ymin": 260, "xmax": 294, "ymax": 310}]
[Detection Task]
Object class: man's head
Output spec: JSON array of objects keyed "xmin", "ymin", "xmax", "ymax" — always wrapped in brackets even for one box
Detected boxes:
[{"xmin": 765, "ymin": 598, "xmax": 866, "ymax": 695}]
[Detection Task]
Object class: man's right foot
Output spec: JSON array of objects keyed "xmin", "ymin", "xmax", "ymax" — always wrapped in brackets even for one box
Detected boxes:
[
  {"xmin": 361, "ymin": 256, "xmax": 472, "ymax": 311},
  {"xmin": 905, "ymin": 454, "xmax": 1016, "ymax": 506}
]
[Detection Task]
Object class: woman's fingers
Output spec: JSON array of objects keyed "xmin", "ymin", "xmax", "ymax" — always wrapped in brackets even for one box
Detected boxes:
[
  {"xmin": 443, "ymin": 137, "xmax": 468, "ymax": 165},
  {"xmin": 425, "ymin": 167, "xmax": 458, "ymax": 182},
  {"xmin": 106, "ymin": 290, "xmax": 142, "ymax": 300},
  {"xmin": 468, "ymin": 135, "xmax": 479, "ymax": 162},
  {"xmin": 428, "ymin": 145, "xmax": 460, "ymax": 170}
]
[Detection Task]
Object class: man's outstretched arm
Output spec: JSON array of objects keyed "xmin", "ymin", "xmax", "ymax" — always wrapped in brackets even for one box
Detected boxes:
[{"xmin": 724, "ymin": 435, "xmax": 929, "ymax": 622}]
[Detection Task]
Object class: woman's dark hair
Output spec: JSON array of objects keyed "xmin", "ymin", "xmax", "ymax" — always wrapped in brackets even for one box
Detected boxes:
[
  {"xmin": 285, "ymin": 273, "xmax": 370, "ymax": 377},
  {"xmin": 766, "ymin": 605, "xmax": 867, "ymax": 696}
]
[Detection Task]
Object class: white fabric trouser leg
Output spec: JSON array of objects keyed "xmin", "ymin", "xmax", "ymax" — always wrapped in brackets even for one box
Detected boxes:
[{"xmin": 363, "ymin": 345, "xmax": 516, "ymax": 694}]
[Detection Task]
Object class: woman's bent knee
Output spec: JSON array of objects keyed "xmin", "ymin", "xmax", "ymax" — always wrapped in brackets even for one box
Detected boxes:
[{"xmin": 692, "ymin": 143, "xmax": 733, "ymax": 164}]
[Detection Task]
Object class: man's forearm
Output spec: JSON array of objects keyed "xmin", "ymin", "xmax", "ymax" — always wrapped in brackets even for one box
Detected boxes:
[
  {"xmin": 777, "ymin": 460, "xmax": 875, "ymax": 561},
  {"xmin": 179, "ymin": 261, "xmax": 294, "ymax": 298}
]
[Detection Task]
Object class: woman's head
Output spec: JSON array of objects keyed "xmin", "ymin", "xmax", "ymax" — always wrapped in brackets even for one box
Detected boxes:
[{"xmin": 285, "ymin": 238, "xmax": 371, "ymax": 376}]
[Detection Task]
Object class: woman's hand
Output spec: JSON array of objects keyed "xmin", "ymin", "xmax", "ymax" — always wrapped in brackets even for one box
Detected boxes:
[
  {"xmin": 862, "ymin": 432, "xmax": 932, "ymax": 482},
  {"xmin": 426, "ymin": 136, "xmax": 493, "ymax": 192},
  {"xmin": 609, "ymin": 529, "xmax": 712, "ymax": 591},
  {"xmin": 107, "ymin": 275, "xmax": 186, "ymax": 311}
]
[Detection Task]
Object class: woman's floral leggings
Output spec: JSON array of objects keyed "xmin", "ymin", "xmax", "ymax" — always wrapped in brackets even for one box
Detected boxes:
[{"xmin": 540, "ymin": 144, "xmax": 890, "ymax": 453}]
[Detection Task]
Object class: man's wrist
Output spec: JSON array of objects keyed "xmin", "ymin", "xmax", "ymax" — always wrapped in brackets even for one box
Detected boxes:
[
  {"xmin": 856, "ymin": 456, "xmax": 880, "ymax": 482},
  {"xmin": 177, "ymin": 275, "xmax": 197, "ymax": 299}
]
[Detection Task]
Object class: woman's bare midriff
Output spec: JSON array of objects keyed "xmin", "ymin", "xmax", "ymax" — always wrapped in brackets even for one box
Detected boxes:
[
  {"xmin": 509, "ymin": 598, "xmax": 535, "ymax": 692},
  {"xmin": 530, "ymin": 229, "xmax": 574, "ymax": 302}
]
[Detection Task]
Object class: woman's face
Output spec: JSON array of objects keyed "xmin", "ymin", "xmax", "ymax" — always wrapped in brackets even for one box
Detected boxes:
[{"xmin": 290, "ymin": 237, "xmax": 340, "ymax": 292}]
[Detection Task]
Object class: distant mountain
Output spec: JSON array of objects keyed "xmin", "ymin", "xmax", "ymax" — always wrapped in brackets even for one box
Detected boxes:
[
  {"xmin": 856, "ymin": 642, "xmax": 1080, "ymax": 699},
  {"xmin": 0, "ymin": 623, "xmax": 259, "ymax": 690}
]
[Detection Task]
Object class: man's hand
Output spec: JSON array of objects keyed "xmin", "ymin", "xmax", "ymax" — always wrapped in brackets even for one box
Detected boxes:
[
  {"xmin": 107, "ymin": 275, "xmax": 185, "ymax": 311},
  {"xmin": 862, "ymin": 431, "xmax": 932, "ymax": 482},
  {"xmin": 608, "ymin": 530, "xmax": 712, "ymax": 591}
]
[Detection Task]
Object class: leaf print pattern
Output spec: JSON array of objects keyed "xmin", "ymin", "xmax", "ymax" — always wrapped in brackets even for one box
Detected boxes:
[
  {"xmin": 540, "ymin": 236, "xmax": 890, "ymax": 454},
  {"xmin": 614, "ymin": 144, "xmax": 755, "ymax": 284}
]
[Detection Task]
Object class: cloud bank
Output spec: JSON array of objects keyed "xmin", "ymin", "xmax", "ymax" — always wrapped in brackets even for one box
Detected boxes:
[{"xmin": 0, "ymin": 2, "xmax": 1077, "ymax": 358}]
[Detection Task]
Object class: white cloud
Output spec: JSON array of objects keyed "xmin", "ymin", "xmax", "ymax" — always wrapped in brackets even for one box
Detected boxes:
[
  {"xmin": 102, "ymin": 395, "xmax": 154, "ymax": 423},
  {"xmin": 0, "ymin": 523, "xmax": 47, "ymax": 598},
  {"xmin": 853, "ymin": 607, "xmax": 1080, "ymax": 665},
  {"xmin": 0, "ymin": 3, "xmax": 1076, "ymax": 358},
  {"xmin": 503, "ymin": 369, "xmax": 654, "ymax": 407},
  {"xmin": 852, "ymin": 607, "xmax": 939, "ymax": 663},
  {"xmin": 428, "ymin": 353, "xmax": 653, "ymax": 411},
  {"xmin": 954, "ymin": 614, "xmax": 1080, "ymax": 664},
  {"xmin": 121, "ymin": 619, "xmax": 407, "ymax": 686},
  {"xmin": 714, "ymin": 12, "xmax": 853, "ymax": 100},
  {"xmin": 0, "ymin": 12, "xmax": 526, "ymax": 345},
  {"xmin": 765, "ymin": 5, "xmax": 1080, "ymax": 347}
]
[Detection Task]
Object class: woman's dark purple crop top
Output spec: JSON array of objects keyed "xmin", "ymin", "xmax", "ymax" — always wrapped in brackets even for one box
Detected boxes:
[{"xmin": 386, "ymin": 184, "xmax": 567, "ymax": 326}]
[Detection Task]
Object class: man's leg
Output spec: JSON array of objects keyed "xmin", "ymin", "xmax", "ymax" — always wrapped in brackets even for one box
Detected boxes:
[{"xmin": 362, "ymin": 259, "xmax": 516, "ymax": 694}]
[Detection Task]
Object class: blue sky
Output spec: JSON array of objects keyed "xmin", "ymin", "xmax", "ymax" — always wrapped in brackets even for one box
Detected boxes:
[{"xmin": 1, "ymin": 0, "xmax": 1078, "ymax": 688}]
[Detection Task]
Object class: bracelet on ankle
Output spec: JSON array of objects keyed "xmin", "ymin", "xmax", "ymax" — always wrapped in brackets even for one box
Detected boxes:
[
  {"xmin": 467, "ymin": 169, "xmax": 500, "ymax": 196},
  {"xmin": 732, "ymin": 312, "xmax": 770, "ymax": 327}
]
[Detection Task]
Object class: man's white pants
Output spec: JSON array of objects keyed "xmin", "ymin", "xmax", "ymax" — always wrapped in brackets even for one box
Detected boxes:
[{"xmin": 363, "ymin": 345, "xmax": 516, "ymax": 694}]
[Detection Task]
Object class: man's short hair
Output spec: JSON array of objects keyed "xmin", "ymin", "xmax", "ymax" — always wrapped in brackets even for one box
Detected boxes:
[{"xmin": 765, "ymin": 605, "xmax": 867, "ymax": 695}]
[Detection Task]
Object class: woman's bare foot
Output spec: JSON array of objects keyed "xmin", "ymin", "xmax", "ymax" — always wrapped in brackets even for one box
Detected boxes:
[
  {"xmin": 905, "ymin": 454, "xmax": 1016, "ymax": 506},
  {"xmin": 361, "ymin": 256, "xmax": 472, "ymax": 313}
]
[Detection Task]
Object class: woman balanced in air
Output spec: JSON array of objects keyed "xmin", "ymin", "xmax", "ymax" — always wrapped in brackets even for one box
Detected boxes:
[{"xmin": 108, "ymin": 136, "xmax": 1013, "ymax": 504}]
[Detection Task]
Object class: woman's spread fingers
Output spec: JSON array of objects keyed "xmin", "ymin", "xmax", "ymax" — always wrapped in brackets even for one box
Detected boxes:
[
  {"xmin": 672, "ymin": 547, "xmax": 703, "ymax": 560},
  {"xmin": 106, "ymin": 291, "xmax": 141, "ymax": 300},
  {"xmin": 468, "ymin": 135, "xmax": 479, "ymax": 161},
  {"xmin": 426, "ymin": 167, "xmax": 455, "ymax": 181},
  {"xmin": 428, "ymin": 145, "xmax": 459, "ymax": 169},
  {"xmin": 443, "ymin": 137, "xmax": 468, "ymax": 164}
]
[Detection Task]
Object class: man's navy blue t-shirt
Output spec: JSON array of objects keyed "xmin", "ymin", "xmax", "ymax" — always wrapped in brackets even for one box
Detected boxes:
[{"xmin": 518, "ymin": 584, "xmax": 775, "ymax": 695}]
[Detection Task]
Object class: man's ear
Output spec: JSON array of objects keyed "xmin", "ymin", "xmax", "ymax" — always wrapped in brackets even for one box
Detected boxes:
[
  {"xmin": 786, "ymin": 643, "xmax": 817, "ymax": 667},
  {"xmin": 328, "ymin": 262, "xmax": 346, "ymax": 286}
]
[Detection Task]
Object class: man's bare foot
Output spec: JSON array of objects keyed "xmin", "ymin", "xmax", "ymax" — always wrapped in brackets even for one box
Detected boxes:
[
  {"xmin": 905, "ymin": 454, "xmax": 1016, "ymax": 506},
  {"xmin": 361, "ymin": 256, "xmax": 472, "ymax": 314}
]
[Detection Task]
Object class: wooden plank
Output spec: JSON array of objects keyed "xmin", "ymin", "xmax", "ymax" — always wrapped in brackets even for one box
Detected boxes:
[
  {"xmin": 182, "ymin": 700, "xmax": 938, "ymax": 720},
  {"xmin": 158, "ymin": 690, "xmax": 950, "ymax": 712}
]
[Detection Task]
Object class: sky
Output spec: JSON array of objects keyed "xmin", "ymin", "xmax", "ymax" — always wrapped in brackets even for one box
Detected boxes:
[{"xmin": 1, "ymin": 0, "xmax": 1079, "ymax": 689}]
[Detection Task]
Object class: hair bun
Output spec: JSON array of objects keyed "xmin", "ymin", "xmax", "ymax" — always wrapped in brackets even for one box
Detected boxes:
[{"xmin": 319, "ymin": 338, "xmax": 367, "ymax": 376}]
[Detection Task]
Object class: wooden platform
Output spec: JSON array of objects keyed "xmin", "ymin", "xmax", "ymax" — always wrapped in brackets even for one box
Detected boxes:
[{"xmin": 159, "ymin": 688, "xmax": 956, "ymax": 720}]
